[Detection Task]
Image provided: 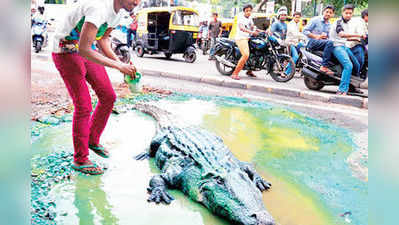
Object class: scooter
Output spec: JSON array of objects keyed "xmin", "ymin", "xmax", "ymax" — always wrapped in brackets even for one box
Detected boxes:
[
  {"xmin": 110, "ymin": 25, "xmax": 131, "ymax": 63},
  {"xmin": 32, "ymin": 18, "xmax": 48, "ymax": 53},
  {"xmin": 301, "ymin": 43, "xmax": 368, "ymax": 94}
]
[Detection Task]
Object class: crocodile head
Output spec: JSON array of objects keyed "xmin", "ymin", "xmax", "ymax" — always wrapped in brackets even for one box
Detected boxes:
[{"xmin": 199, "ymin": 171, "xmax": 275, "ymax": 225}]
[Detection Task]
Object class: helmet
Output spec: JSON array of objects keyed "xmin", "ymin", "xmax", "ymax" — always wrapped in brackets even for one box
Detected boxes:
[{"xmin": 277, "ymin": 6, "xmax": 288, "ymax": 18}]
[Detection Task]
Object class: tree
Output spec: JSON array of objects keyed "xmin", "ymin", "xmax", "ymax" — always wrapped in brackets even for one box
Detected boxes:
[{"xmin": 323, "ymin": 0, "xmax": 368, "ymax": 15}]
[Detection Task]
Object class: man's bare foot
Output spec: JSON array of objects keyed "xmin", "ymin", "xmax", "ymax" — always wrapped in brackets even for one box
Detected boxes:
[
  {"xmin": 246, "ymin": 71, "xmax": 256, "ymax": 77},
  {"xmin": 336, "ymin": 91, "xmax": 347, "ymax": 96},
  {"xmin": 320, "ymin": 66, "xmax": 334, "ymax": 75},
  {"xmin": 231, "ymin": 74, "xmax": 240, "ymax": 80}
]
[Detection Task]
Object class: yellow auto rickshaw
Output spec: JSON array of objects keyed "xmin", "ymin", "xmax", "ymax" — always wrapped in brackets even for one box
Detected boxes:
[
  {"xmin": 135, "ymin": 6, "xmax": 199, "ymax": 63},
  {"xmin": 220, "ymin": 18, "xmax": 233, "ymax": 38}
]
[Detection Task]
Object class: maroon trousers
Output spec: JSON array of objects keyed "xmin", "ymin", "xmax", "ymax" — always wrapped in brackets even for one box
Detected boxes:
[{"xmin": 52, "ymin": 53, "xmax": 116, "ymax": 163}]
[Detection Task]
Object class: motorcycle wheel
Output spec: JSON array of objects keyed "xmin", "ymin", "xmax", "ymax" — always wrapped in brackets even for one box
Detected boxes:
[
  {"xmin": 215, "ymin": 55, "xmax": 235, "ymax": 76},
  {"xmin": 164, "ymin": 53, "xmax": 172, "ymax": 59},
  {"xmin": 202, "ymin": 42, "xmax": 208, "ymax": 55},
  {"xmin": 269, "ymin": 55, "xmax": 295, "ymax": 82},
  {"xmin": 184, "ymin": 51, "xmax": 196, "ymax": 63},
  {"xmin": 135, "ymin": 45, "xmax": 145, "ymax": 57},
  {"xmin": 304, "ymin": 76, "xmax": 325, "ymax": 90},
  {"xmin": 35, "ymin": 41, "xmax": 42, "ymax": 53},
  {"xmin": 119, "ymin": 50, "xmax": 131, "ymax": 63}
]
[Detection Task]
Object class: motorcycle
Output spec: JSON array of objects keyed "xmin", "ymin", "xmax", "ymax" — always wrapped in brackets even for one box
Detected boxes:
[
  {"xmin": 198, "ymin": 37, "xmax": 210, "ymax": 55},
  {"xmin": 300, "ymin": 42, "xmax": 368, "ymax": 94},
  {"xmin": 31, "ymin": 18, "xmax": 48, "ymax": 53},
  {"xmin": 110, "ymin": 25, "xmax": 131, "ymax": 63},
  {"xmin": 213, "ymin": 32, "xmax": 295, "ymax": 82}
]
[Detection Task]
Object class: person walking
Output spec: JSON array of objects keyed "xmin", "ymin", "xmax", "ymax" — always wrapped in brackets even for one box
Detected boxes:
[
  {"xmin": 127, "ymin": 12, "xmax": 138, "ymax": 48},
  {"xmin": 208, "ymin": 12, "xmax": 222, "ymax": 60},
  {"xmin": 51, "ymin": 0, "xmax": 140, "ymax": 175}
]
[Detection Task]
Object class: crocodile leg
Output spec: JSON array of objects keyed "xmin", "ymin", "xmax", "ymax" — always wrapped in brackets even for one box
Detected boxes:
[
  {"xmin": 147, "ymin": 143, "xmax": 185, "ymax": 204},
  {"xmin": 135, "ymin": 130, "xmax": 167, "ymax": 160},
  {"xmin": 147, "ymin": 175, "xmax": 175, "ymax": 204},
  {"xmin": 240, "ymin": 162, "xmax": 272, "ymax": 192}
]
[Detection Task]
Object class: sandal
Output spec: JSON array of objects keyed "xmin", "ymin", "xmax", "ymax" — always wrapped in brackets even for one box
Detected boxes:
[
  {"xmin": 246, "ymin": 71, "xmax": 256, "ymax": 77},
  {"xmin": 89, "ymin": 144, "xmax": 110, "ymax": 158},
  {"xmin": 72, "ymin": 162, "xmax": 104, "ymax": 175}
]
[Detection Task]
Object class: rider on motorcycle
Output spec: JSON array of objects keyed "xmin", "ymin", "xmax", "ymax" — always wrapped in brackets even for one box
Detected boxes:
[
  {"xmin": 303, "ymin": 5, "xmax": 336, "ymax": 76},
  {"xmin": 231, "ymin": 4, "xmax": 265, "ymax": 80},
  {"xmin": 329, "ymin": 4, "xmax": 366, "ymax": 95},
  {"xmin": 286, "ymin": 11, "xmax": 307, "ymax": 75}
]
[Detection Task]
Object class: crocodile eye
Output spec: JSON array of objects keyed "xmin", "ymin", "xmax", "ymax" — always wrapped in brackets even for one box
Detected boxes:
[{"xmin": 216, "ymin": 176, "xmax": 225, "ymax": 185}]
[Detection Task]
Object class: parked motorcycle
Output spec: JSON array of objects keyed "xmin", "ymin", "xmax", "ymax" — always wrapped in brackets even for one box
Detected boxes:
[
  {"xmin": 110, "ymin": 25, "xmax": 131, "ymax": 63},
  {"xmin": 198, "ymin": 37, "xmax": 210, "ymax": 55},
  {"xmin": 213, "ymin": 32, "xmax": 295, "ymax": 82},
  {"xmin": 31, "ymin": 17, "xmax": 48, "ymax": 53},
  {"xmin": 301, "ymin": 43, "xmax": 368, "ymax": 94}
]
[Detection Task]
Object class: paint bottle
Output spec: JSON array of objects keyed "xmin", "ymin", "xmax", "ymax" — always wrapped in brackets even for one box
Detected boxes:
[{"xmin": 124, "ymin": 72, "xmax": 142, "ymax": 93}]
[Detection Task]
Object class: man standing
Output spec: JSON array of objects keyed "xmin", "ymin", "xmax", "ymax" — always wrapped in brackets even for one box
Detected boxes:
[
  {"xmin": 208, "ymin": 12, "xmax": 222, "ymax": 60},
  {"xmin": 329, "ymin": 4, "xmax": 365, "ymax": 95},
  {"xmin": 52, "ymin": 0, "xmax": 140, "ymax": 175},
  {"xmin": 285, "ymin": 11, "xmax": 307, "ymax": 75},
  {"xmin": 303, "ymin": 5, "xmax": 336, "ymax": 75},
  {"xmin": 127, "ymin": 13, "xmax": 138, "ymax": 48}
]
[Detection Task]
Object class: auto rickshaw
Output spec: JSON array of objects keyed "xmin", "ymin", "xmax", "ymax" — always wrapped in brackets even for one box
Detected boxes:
[
  {"xmin": 135, "ymin": 6, "xmax": 199, "ymax": 63},
  {"xmin": 220, "ymin": 18, "xmax": 233, "ymax": 38}
]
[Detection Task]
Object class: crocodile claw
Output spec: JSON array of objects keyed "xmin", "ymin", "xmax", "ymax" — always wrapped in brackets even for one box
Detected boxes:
[
  {"xmin": 147, "ymin": 187, "xmax": 175, "ymax": 204},
  {"xmin": 255, "ymin": 176, "xmax": 272, "ymax": 192},
  {"xmin": 135, "ymin": 152, "xmax": 149, "ymax": 160}
]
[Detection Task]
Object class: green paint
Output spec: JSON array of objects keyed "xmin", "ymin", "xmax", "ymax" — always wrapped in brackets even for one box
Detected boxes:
[{"xmin": 31, "ymin": 93, "xmax": 366, "ymax": 225}]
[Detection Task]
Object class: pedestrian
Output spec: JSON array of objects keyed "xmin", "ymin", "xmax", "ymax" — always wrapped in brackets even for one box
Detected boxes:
[
  {"xmin": 231, "ymin": 4, "xmax": 264, "ymax": 80},
  {"xmin": 285, "ymin": 11, "xmax": 307, "ymax": 75},
  {"xmin": 208, "ymin": 12, "xmax": 222, "ymax": 60},
  {"xmin": 329, "ymin": 4, "xmax": 365, "ymax": 95},
  {"xmin": 51, "ymin": 0, "xmax": 140, "ymax": 175},
  {"xmin": 127, "ymin": 12, "xmax": 138, "ymax": 48},
  {"xmin": 303, "ymin": 5, "xmax": 336, "ymax": 75}
]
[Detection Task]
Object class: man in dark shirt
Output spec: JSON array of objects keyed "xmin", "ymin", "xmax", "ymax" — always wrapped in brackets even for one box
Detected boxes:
[{"xmin": 208, "ymin": 12, "xmax": 222, "ymax": 60}]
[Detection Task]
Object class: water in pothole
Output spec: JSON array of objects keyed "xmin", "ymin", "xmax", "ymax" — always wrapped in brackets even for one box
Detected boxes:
[{"xmin": 31, "ymin": 95, "xmax": 367, "ymax": 225}]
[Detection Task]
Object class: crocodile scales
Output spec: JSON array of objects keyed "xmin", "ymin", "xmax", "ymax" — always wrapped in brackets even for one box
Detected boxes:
[{"xmin": 134, "ymin": 103, "xmax": 275, "ymax": 225}]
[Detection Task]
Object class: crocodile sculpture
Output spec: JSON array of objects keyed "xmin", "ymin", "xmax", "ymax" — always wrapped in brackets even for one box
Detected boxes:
[{"xmin": 134, "ymin": 103, "xmax": 275, "ymax": 225}]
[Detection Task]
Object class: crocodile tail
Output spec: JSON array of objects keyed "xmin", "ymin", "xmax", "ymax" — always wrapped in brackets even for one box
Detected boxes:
[{"xmin": 133, "ymin": 103, "xmax": 172, "ymax": 128}]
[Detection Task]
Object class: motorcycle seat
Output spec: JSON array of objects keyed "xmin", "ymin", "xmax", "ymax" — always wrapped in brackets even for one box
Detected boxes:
[
  {"xmin": 310, "ymin": 50, "xmax": 324, "ymax": 58},
  {"xmin": 219, "ymin": 38, "xmax": 236, "ymax": 46}
]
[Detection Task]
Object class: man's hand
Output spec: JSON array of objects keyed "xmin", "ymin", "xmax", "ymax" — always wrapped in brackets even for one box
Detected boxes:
[
  {"xmin": 117, "ymin": 62, "xmax": 137, "ymax": 79},
  {"xmin": 252, "ymin": 31, "xmax": 259, "ymax": 36}
]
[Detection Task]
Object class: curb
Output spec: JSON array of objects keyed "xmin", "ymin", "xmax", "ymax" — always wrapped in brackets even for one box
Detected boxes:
[{"xmin": 141, "ymin": 69, "xmax": 368, "ymax": 109}]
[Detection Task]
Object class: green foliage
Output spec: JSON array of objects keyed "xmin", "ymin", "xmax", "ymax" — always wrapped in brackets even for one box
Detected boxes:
[
  {"xmin": 45, "ymin": 0, "xmax": 65, "ymax": 4},
  {"xmin": 323, "ymin": 0, "xmax": 368, "ymax": 15}
]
